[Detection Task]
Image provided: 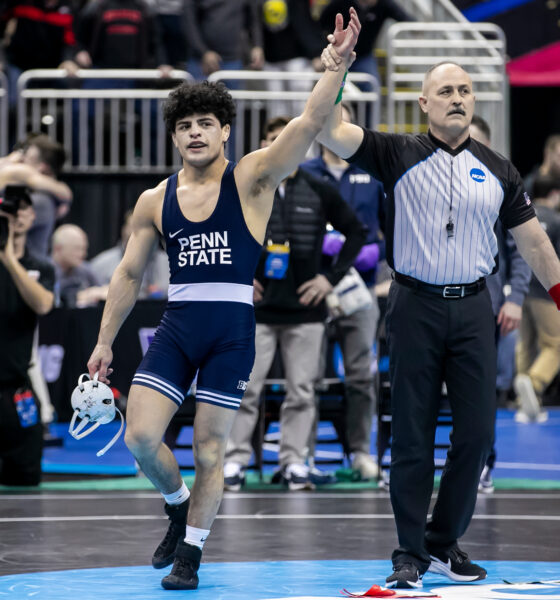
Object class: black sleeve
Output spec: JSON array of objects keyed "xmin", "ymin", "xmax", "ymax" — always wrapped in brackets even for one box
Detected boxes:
[
  {"xmin": 383, "ymin": 0, "xmax": 417, "ymax": 22},
  {"xmin": 184, "ymin": 0, "xmax": 208, "ymax": 57},
  {"xmin": 347, "ymin": 127, "xmax": 405, "ymax": 186},
  {"xmin": 290, "ymin": 0, "xmax": 324, "ymax": 59},
  {"xmin": 145, "ymin": 5, "xmax": 166, "ymax": 67},
  {"xmin": 499, "ymin": 162, "xmax": 536, "ymax": 229},
  {"xmin": 307, "ymin": 177, "xmax": 368, "ymax": 286},
  {"xmin": 245, "ymin": 0, "xmax": 263, "ymax": 49},
  {"xmin": 74, "ymin": 1, "xmax": 97, "ymax": 53},
  {"xmin": 551, "ymin": 215, "xmax": 560, "ymax": 257},
  {"xmin": 38, "ymin": 260, "xmax": 56, "ymax": 293},
  {"xmin": 319, "ymin": 0, "xmax": 342, "ymax": 33}
]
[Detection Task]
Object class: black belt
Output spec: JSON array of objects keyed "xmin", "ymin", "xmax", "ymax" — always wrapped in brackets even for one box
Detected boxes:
[{"xmin": 394, "ymin": 272, "xmax": 486, "ymax": 299}]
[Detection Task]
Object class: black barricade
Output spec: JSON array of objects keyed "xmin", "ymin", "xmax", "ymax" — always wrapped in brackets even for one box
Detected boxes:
[{"xmin": 38, "ymin": 301, "xmax": 166, "ymax": 421}]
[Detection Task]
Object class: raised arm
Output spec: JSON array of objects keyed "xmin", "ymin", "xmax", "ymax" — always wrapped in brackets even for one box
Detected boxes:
[
  {"xmin": 510, "ymin": 216, "xmax": 560, "ymax": 305},
  {"xmin": 87, "ymin": 188, "xmax": 161, "ymax": 382},
  {"xmin": 237, "ymin": 8, "xmax": 361, "ymax": 189},
  {"xmin": 316, "ymin": 41, "xmax": 365, "ymax": 159},
  {"xmin": 0, "ymin": 163, "xmax": 73, "ymax": 203}
]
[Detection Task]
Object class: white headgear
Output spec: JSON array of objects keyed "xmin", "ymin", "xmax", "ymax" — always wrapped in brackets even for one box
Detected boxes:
[{"xmin": 69, "ymin": 372, "xmax": 125, "ymax": 457}]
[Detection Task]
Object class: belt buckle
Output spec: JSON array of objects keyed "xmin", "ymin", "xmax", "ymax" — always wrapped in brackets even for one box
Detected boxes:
[{"xmin": 442, "ymin": 285, "xmax": 464, "ymax": 298}]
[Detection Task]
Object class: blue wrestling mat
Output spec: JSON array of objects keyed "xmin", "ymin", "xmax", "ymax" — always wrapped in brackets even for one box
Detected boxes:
[{"xmin": 1, "ymin": 560, "xmax": 559, "ymax": 600}]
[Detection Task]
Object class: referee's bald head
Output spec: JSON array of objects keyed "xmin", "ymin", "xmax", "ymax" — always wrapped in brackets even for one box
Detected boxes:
[{"xmin": 422, "ymin": 62, "xmax": 471, "ymax": 96}]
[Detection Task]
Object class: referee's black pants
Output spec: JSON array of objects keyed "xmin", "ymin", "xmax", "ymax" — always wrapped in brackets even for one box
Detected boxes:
[{"xmin": 386, "ymin": 282, "xmax": 496, "ymax": 572}]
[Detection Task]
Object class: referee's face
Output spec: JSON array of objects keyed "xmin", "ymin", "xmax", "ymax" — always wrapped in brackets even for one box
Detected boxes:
[{"xmin": 419, "ymin": 64, "xmax": 475, "ymax": 145}]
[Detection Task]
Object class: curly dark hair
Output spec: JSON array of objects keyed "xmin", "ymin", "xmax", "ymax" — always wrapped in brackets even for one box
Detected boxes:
[{"xmin": 162, "ymin": 81, "xmax": 236, "ymax": 133}]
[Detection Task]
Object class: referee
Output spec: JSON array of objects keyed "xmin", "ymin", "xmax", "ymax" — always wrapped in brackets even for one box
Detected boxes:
[{"xmin": 318, "ymin": 55, "xmax": 560, "ymax": 589}]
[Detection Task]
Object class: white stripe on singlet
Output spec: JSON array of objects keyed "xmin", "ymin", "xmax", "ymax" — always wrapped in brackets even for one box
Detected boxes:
[{"xmin": 168, "ymin": 282, "xmax": 253, "ymax": 305}]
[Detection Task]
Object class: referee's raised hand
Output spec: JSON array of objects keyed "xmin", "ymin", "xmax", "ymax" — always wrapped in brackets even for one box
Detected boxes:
[{"xmin": 323, "ymin": 8, "xmax": 360, "ymax": 71}]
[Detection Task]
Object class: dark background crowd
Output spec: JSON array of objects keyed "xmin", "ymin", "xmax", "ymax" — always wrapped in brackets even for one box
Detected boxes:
[{"xmin": 1, "ymin": 0, "xmax": 559, "ymax": 490}]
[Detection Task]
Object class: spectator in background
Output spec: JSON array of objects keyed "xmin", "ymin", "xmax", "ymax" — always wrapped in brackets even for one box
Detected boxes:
[
  {"xmin": 301, "ymin": 102, "xmax": 385, "ymax": 480},
  {"xmin": 153, "ymin": 0, "xmax": 189, "ymax": 69},
  {"xmin": 51, "ymin": 223, "xmax": 105, "ymax": 307},
  {"xmin": 469, "ymin": 114, "xmax": 531, "ymax": 494},
  {"xmin": 223, "ymin": 115, "xmax": 367, "ymax": 492},
  {"xmin": 0, "ymin": 0, "xmax": 81, "ymax": 107},
  {"xmin": 72, "ymin": 0, "xmax": 174, "ymax": 164},
  {"xmin": 74, "ymin": 0, "xmax": 171, "ymax": 73},
  {"xmin": 524, "ymin": 134, "xmax": 560, "ymax": 197},
  {"xmin": 514, "ymin": 174, "xmax": 560, "ymax": 424},
  {"xmin": 320, "ymin": 0, "xmax": 415, "ymax": 87},
  {"xmin": 90, "ymin": 209, "xmax": 169, "ymax": 299},
  {"xmin": 21, "ymin": 134, "xmax": 71, "ymax": 256},
  {"xmin": 261, "ymin": 0, "xmax": 324, "ymax": 117},
  {"xmin": 0, "ymin": 138, "xmax": 73, "ymax": 256},
  {"xmin": 0, "ymin": 189, "xmax": 54, "ymax": 486},
  {"xmin": 185, "ymin": 0, "xmax": 264, "ymax": 80}
]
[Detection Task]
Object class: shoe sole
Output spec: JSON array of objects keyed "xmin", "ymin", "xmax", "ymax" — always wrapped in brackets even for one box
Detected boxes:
[
  {"xmin": 288, "ymin": 481, "xmax": 316, "ymax": 491},
  {"xmin": 386, "ymin": 578, "xmax": 423, "ymax": 589},
  {"xmin": 224, "ymin": 483, "xmax": 242, "ymax": 492},
  {"xmin": 428, "ymin": 556, "xmax": 486, "ymax": 582},
  {"xmin": 161, "ymin": 576, "xmax": 198, "ymax": 590},
  {"xmin": 514, "ymin": 374, "xmax": 540, "ymax": 420}
]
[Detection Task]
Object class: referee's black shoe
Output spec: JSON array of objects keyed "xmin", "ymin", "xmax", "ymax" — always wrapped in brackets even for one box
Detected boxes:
[
  {"xmin": 152, "ymin": 499, "xmax": 189, "ymax": 569},
  {"xmin": 161, "ymin": 541, "xmax": 201, "ymax": 590},
  {"xmin": 427, "ymin": 545, "xmax": 487, "ymax": 582},
  {"xmin": 385, "ymin": 563, "xmax": 423, "ymax": 588}
]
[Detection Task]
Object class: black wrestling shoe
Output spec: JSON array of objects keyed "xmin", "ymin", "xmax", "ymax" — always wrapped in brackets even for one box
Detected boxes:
[
  {"xmin": 152, "ymin": 499, "xmax": 189, "ymax": 569},
  {"xmin": 161, "ymin": 541, "xmax": 202, "ymax": 590},
  {"xmin": 385, "ymin": 562, "xmax": 423, "ymax": 589},
  {"xmin": 428, "ymin": 546, "xmax": 487, "ymax": 582}
]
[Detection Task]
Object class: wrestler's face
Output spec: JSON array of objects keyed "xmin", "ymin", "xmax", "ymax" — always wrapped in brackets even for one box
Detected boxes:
[
  {"xmin": 419, "ymin": 63, "xmax": 475, "ymax": 141},
  {"xmin": 172, "ymin": 113, "xmax": 230, "ymax": 167}
]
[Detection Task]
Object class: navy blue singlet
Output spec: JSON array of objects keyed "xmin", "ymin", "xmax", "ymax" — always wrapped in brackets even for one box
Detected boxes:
[{"xmin": 132, "ymin": 162, "xmax": 262, "ymax": 409}]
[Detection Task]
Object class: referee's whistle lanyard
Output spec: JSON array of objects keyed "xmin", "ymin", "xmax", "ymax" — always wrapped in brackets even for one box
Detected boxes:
[{"xmin": 447, "ymin": 157, "xmax": 455, "ymax": 239}]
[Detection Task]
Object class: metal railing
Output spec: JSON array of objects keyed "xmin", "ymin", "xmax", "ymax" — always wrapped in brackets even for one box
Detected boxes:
[
  {"xmin": 16, "ymin": 69, "xmax": 379, "ymax": 172},
  {"xmin": 0, "ymin": 72, "xmax": 8, "ymax": 157},
  {"xmin": 386, "ymin": 22, "xmax": 509, "ymax": 155},
  {"xmin": 409, "ymin": 0, "xmax": 470, "ymax": 23},
  {"xmin": 208, "ymin": 70, "xmax": 381, "ymax": 160},
  {"xmin": 17, "ymin": 69, "xmax": 193, "ymax": 173}
]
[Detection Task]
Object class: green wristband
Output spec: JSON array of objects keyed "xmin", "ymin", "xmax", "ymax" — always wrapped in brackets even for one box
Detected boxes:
[{"xmin": 335, "ymin": 71, "xmax": 348, "ymax": 105}]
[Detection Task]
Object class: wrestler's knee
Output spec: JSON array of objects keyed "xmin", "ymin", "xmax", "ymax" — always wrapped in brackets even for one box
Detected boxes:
[
  {"xmin": 125, "ymin": 424, "xmax": 160, "ymax": 458},
  {"xmin": 193, "ymin": 436, "xmax": 225, "ymax": 472}
]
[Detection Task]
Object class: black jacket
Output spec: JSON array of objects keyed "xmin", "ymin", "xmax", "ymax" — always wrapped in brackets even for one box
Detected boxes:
[
  {"xmin": 320, "ymin": 0, "xmax": 415, "ymax": 59},
  {"xmin": 255, "ymin": 169, "xmax": 367, "ymax": 325},
  {"xmin": 76, "ymin": 0, "xmax": 164, "ymax": 68},
  {"xmin": 262, "ymin": 0, "xmax": 323, "ymax": 63}
]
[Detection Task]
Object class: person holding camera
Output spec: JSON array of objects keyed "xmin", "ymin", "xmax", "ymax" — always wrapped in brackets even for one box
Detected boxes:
[{"xmin": 0, "ymin": 188, "xmax": 55, "ymax": 486}]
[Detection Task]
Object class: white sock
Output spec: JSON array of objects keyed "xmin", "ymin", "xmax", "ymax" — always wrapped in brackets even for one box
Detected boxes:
[
  {"xmin": 162, "ymin": 481, "xmax": 190, "ymax": 506},
  {"xmin": 185, "ymin": 525, "xmax": 210, "ymax": 549}
]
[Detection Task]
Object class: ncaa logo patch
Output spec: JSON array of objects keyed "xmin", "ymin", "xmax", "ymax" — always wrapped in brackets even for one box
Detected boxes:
[
  {"xmin": 237, "ymin": 380, "xmax": 248, "ymax": 391},
  {"xmin": 470, "ymin": 168, "xmax": 486, "ymax": 183}
]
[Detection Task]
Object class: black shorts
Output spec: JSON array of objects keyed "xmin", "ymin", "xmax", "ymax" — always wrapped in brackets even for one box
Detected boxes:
[{"xmin": 0, "ymin": 383, "xmax": 43, "ymax": 486}]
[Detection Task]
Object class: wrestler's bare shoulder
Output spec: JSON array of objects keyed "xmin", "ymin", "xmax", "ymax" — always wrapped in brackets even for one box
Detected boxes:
[{"xmin": 135, "ymin": 180, "xmax": 168, "ymax": 213}]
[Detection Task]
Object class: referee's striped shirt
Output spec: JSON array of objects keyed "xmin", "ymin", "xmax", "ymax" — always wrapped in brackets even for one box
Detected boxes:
[{"xmin": 348, "ymin": 129, "xmax": 535, "ymax": 285}]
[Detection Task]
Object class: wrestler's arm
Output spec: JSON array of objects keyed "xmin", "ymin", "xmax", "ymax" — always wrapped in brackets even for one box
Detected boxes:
[
  {"xmin": 0, "ymin": 163, "xmax": 73, "ymax": 202},
  {"xmin": 236, "ymin": 9, "xmax": 361, "ymax": 192},
  {"xmin": 87, "ymin": 186, "xmax": 162, "ymax": 382},
  {"xmin": 316, "ymin": 48, "xmax": 364, "ymax": 159}
]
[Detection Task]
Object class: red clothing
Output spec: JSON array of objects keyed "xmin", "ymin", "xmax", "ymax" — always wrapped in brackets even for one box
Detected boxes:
[{"xmin": 1, "ymin": 0, "xmax": 77, "ymax": 70}]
